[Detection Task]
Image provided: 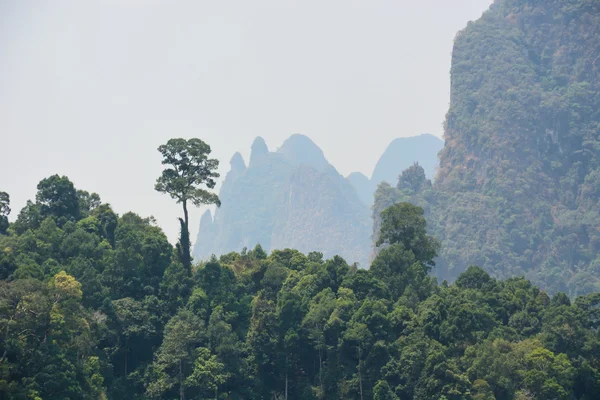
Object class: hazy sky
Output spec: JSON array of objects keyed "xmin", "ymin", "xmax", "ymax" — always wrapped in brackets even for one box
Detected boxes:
[{"xmin": 1, "ymin": 0, "xmax": 492, "ymax": 244}]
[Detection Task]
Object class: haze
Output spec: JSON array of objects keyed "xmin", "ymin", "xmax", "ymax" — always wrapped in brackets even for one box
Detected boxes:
[{"xmin": 0, "ymin": 0, "xmax": 492, "ymax": 244}]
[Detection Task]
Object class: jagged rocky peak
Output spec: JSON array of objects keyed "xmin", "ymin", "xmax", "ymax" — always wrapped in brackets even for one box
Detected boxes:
[
  {"xmin": 249, "ymin": 136, "xmax": 269, "ymax": 166},
  {"xmin": 347, "ymin": 172, "xmax": 375, "ymax": 206},
  {"xmin": 199, "ymin": 209, "xmax": 213, "ymax": 228},
  {"xmin": 193, "ymin": 132, "xmax": 371, "ymax": 266},
  {"xmin": 277, "ymin": 133, "xmax": 330, "ymax": 172},
  {"xmin": 347, "ymin": 171, "xmax": 369, "ymax": 184},
  {"xmin": 229, "ymin": 152, "xmax": 246, "ymax": 173},
  {"xmin": 371, "ymin": 134, "xmax": 444, "ymax": 186}
]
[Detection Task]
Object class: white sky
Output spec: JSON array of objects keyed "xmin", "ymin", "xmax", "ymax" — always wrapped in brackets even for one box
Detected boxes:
[{"xmin": 0, "ymin": 0, "xmax": 492, "ymax": 244}]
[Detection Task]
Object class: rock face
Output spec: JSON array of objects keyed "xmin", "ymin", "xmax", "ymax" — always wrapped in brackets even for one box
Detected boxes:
[
  {"xmin": 347, "ymin": 134, "xmax": 443, "ymax": 206},
  {"xmin": 373, "ymin": 0, "xmax": 600, "ymax": 295},
  {"xmin": 193, "ymin": 134, "xmax": 372, "ymax": 266}
]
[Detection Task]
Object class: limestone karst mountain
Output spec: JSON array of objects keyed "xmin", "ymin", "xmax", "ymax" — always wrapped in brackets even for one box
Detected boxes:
[
  {"xmin": 193, "ymin": 134, "xmax": 371, "ymax": 266},
  {"xmin": 373, "ymin": 0, "xmax": 600, "ymax": 296}
]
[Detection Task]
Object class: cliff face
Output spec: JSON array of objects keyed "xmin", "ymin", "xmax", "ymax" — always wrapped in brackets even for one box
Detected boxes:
[
  {"xmin": 193, "ymin": 135, "xmax": 371, "ymax": 266},
  {"xmin": 375, "ymin": 0, "xmax": 600, "ymax": 295}
]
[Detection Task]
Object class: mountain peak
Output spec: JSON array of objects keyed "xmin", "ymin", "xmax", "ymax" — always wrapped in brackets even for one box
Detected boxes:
[
  {"xmin": 371, "ymin": 134, "xmax": 444, "ymax": 184},
  {"xmin": 250, "ymin": 137, "xmax": 269, "ymax": 166},
  {"xmin": 200, "ymin": 209, "xmax": 213, "ymax": 226},
  {"xmin": 229, "ymin": 152, "xmax": 246, "ymax": 172},
  {"xmin": 277, "ymin": 134, "xmax": 329, "ymax": 172}
]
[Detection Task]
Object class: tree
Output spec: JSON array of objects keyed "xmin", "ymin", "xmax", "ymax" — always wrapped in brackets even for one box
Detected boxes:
[
  {"xmin": 12, "ymin": 200, "xmax": 42, "ymax": 234},
  {"xmin": 146, "ymin": 309, "xmax": 204, "ymax": 400},
  {"xmin": 455, "ymin": 266, "xmax": 493, "ymax": 290},
  {"xmin": 303, "ymin": 288, "xmax": 336, "ymax": 398},
  {"xmin": 77, "ymin": 190, "xmax": 101, "ymax": 218},
  {"xmin": 36, "ymin": 175, "xmax": 80, "ymax": 223},
  {"xmin": 373, "ymin": 380, "xmax": 399, "ymax": 400},
  {"xmin": 155, "ymin": 138, "xmax": 220, "ymax": 270},
  {"xmin": 185, "ymin": 347, "xmax": 228, "ymax": 400},
  {"xmin": 396, "ymin": 162, "xmax": 430, "ymax": 193},
  {"xmin": 0, "ymin": 191, "xmax": 9, "ymax": 234},
  {"xmin": 375, "ymin": 203, "xmax": 439, "ymax": 267}
]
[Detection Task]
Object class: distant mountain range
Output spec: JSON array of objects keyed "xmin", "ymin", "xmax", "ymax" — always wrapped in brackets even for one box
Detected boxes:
[
  {"xmin": 193, "ymin": 134, "xmax": 442, "ymax": 265},
  {"xmin": 347, "ymin": 134, "xmax": 443, "ymax": 205}
]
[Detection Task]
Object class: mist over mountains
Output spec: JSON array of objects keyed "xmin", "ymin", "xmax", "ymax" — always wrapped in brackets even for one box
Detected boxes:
[
  {"xmin": 348, "ymin": 134, "xmax": 444, "ymax": 205},
  {"xmin": 193, "ymin": 134, "xmax": 442, "ymax": 265}
]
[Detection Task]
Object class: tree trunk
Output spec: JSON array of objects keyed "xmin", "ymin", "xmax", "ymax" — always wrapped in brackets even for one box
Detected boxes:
[
  {"xmin": 285, "ymin": 354, "xmax": 289, "ymax": 400},
  {"xmin": 319, "ymin": 347, "xmax": 323, "ymax": 398},
  {"xmin": 183, "ymin": 199, "xmax": 189, "ymax": 233},
  {"xmin": 285, "ymin": 371, "xmax": 288, "ymax": 400},
  {"xmin": 179, "ymin": 199, "xmax": 192, "ymax": 273},
  {"xmin": 358, "ymin": 347, "xmax": 363, "ymax": 400},
  {"xmin": 179, "ymin": 359, "xmax": 185, "ymax": 400}
]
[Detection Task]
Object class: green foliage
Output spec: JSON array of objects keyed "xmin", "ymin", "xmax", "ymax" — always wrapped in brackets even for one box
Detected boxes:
[
  {"xmin": 369, "ymin": 0, "xmax": 600, "ymax": 297},
  {"xmin": 2, "ymin": 184, "xmax": 599, "ymax": 399},
  {"xmin": 5, "ymin": 15, "xmax": 600, "ymax": 392},
  {"xmin": 36, "ymin": 175, "xmax": 81, "ymax": 224},
  {"xmin": 0, "ymin": 191, "xmax": 9, "ymax": 235},
  {"xmin": 155, "ymin": 138, "xmax": 221, "ymax": 208},
  {"xmin": 155, "ymin": 138, "xmax": 221, "ymax": 272},
  {"xmin": 376, "ymin": 203, "xmax": 439, "ymax": 265}
]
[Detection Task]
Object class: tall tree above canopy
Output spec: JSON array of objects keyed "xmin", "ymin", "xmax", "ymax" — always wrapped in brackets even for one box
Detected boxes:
[
  {"xmin": 0, "ymin": 191, "xmax": 9, "ymax": 234},
  {"xmin": 36, "ymin": 175, "xmax": 80, "ymax": 223},
  {"xmin": 155, "ymin": 138, "xmax": 221, "ymax": 269}
]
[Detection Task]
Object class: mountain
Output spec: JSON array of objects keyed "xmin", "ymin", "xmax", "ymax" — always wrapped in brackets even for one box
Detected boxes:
[
  {"xmin": 193, "ymin": 134, "xmax": 371, "ymax": 266},
  {"xmin": 347, "ymin": 134, "xmax": 443, "ymax": 206},
  {"xmin": 346, "ymin": 172, "xmax": 375, "ymax": 206},
  {"xmin": 373, "ymin": 0, "xmax": 600, "ymax": 296},
  {"xmin": 371, "ymin": 134, "xmax": 444, "ymax": 187}
]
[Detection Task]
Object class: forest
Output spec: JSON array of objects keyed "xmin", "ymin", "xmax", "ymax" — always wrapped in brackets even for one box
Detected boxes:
[
  {"xmin": 1, "ymin": 137, "xmax": 599, "ymax": 400},
  {"xmin": 3, "ymin": 0, "xmax": 600, "ymax": 398}
]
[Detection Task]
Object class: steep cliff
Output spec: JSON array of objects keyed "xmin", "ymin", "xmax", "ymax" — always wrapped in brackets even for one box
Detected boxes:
[
  {"xmin": 374, "ymin": 0, "xmax": 600, "ymax": 295},
  {"xmin": 193, "ymin": 135, "xmax": 371, "ymax": 266}
]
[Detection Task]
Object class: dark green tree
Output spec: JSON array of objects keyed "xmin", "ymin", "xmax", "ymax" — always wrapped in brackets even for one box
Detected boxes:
[
  {"xmin": 0, "ymin": 191, "xmax": 9, "ymax": 234},
  {"xmin": 36, "ymin": 175, "xmax": 80, "ymax": 223}
]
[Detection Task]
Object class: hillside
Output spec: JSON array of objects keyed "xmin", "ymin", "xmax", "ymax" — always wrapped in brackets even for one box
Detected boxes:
[
  {"xmin": 3, "ymin": 176, "xmax": 600, "ymax": 399},
  {"xmin": 347, "ymin": 134, "xmax": 443, "ymax": 206},
  {"xmin": 193, "ymin": 135, "xmax": 372, "ymax": 266},
  {"xmin": 373, "ymin": 0, "xmax": 600, "ymax": 296}
]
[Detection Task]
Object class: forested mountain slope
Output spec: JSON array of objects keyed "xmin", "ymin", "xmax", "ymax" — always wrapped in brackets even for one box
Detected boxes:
[
  {"xmin": 373, "ymin": 0, "xmax": 600, "ymax": 296},
  {"xmin": 193, "ymin": 135, "xmax": 371, "ymax": 266}
]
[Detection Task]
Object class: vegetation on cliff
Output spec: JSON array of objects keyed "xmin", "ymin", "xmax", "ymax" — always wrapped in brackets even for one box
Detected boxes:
[{"xmin": 374, "ymin": 0, "xmax": 600, "ymax": 296}]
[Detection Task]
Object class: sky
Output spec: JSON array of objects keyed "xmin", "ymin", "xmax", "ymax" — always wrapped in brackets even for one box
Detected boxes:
[{"xmin": 0, "ymin": 0, "xmax": 493, "ymax": 244}]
